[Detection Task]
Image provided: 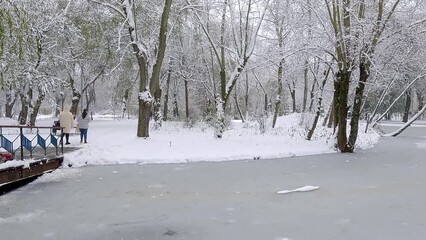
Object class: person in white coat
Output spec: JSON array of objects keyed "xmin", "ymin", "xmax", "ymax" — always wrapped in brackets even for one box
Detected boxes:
[
  {"xmin": 76, "ymin": 109, "xmax": 91, "ymax": 143},
  {"xmin": 59, "ymin": 106, "xmax": 74, "ymax": 145}
]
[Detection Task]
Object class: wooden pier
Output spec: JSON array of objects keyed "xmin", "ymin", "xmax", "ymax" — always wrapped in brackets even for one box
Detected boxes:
[
  {"xmin": 0, "ymin": 125, "xmax": 69, "ymax": 194},
  {"xmin": 0, "ymin": 156, "xmax": 63, "ymax": 194}
]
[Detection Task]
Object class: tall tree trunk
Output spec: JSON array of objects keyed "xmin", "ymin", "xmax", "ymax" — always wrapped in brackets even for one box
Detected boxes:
[
  {"xmin": 68, "ymin": 74, "xmax": 81, "ymax": 116},
  {"xmin": 18, "ymin": 92, "xmax": 29, "ymax": 125},
  {"xmin": 70, "ymin": 92, "xmax": 80, "ymax": 116},
  {"xmin": 245, "ymin": 71, "xmax": 249, "ymax": 118},
  {"xmin": 348, "ymin": 62, "xmax": 368, "ymax": 150},
  {"xmin": 272, "ymin": 58, "xmax": 284, "ymax": 128},
  {"xmin": 302, "ymin": 59, "xmax": 309, "ymax": 112},
  {"xmin": 150, "ymin": 0, "xmax": 173, "ymax": 129},
  {"xmin": 214, "ymin": 94, "xmax": 225, "ymax": 138},
  {"xmin": 85, "ymin": 84, "xmax": 96, "ymax": 112},
  {"xmin": 184, "ymin": 79, "xmax": 189, "ymax": 120},
  {"xmin": 153, "ymin": 89, "xmax": 162, "ymax": 128},
  {"xmin": 304, "ymin": 0, "xmax": 313, "ymax": 113},
  {"xmin": 402, "ymin": 89, "xmax": 411, "ymax": 123},
  {"xmin": 336, "ymin": 70, "xmax": 352, "ymax": 152},
  {"xmin": 173, "ymin": 91, "xmax": 179, "ymax": 118},
  {"xmin": 18, "ymin": 84, "xmax": 32, "ymax": 125},
  {"xmin": 290, "ymin": 89, "xmax": 296, "ymax": 113},
  {"xmin": 417, "ymin": 89, "xmax": 425, "ymax": 120},
  {"xmin": 308, "ymin": 74, "xmax": 318, "ymax": 112},
  {"xmin": 136, "ymin": 57, "xmax": 151, "ymax": 138},
  {"xmin": 121, "ymin": 0, "xmax": 151, "ymax": 137},
  {"xmin": 264, "ymin": 94, "xmax": 268, "ymax": 115},
  {"xmin": 57, "ymin": 91, "xmax": 65, "ymax": 116},
  {"xmin": 122, "ymin": 89, "xmax": 129, "ymax": 119},
  {"xmin": 307, "ymin": 61, "xmax": 321, "ymax": 113},
  {"xmin": 323, "ymin": 101, "xmax": 333, "ymax": 128},
  {"xmin": 163, "ymin": 66, "xmax": 172, "ymax": 121}
]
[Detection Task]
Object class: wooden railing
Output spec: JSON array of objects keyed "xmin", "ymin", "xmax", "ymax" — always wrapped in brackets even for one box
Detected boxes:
[{"xmin": 0, "ymin": 125, "xmax": 63, "ymax": 161}]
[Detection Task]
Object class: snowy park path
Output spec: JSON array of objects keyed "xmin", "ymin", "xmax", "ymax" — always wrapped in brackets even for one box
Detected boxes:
[{"xmin": 1, "ymin": 125, "xmax": 426, "ymax": 240}]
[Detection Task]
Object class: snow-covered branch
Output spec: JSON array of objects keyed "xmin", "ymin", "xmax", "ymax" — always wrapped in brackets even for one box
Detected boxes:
[{"xmin": 88, "ymin": 0, "xmax": 126, "ymax": 19}]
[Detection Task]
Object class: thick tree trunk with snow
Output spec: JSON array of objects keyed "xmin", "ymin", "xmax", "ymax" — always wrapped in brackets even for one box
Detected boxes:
[
  {"xmin": 153, "ymin": 89, "xmax": 162, "ymax": 129},
  {"xmin": 70, "ymin": 92, "xmax": 81, "ymax": 116},
  {"xmin": 66, "ymin": 73, "xmax": 82, "ymax": 116},
  {"xmin": 28, "ymin": 87, "xmax": 45, "ymax": 127},
  {"xmin": 214, "ymin": 94, "xmax": 225, "ymax": 138},
  {"xmin": 150, "ymin": 0, "xmax": 172, "ymax": 129},
  {"xmin": 136, "ymin": 68, "xmax": 151, "ymax": 137},
  {"xmin": 5, "ymin": 90, "xmax": 17, "ymax": 118},
  {"xmin": 18, "ymin": 93, "xmax": 29, "ymax": 125},
  {"xmin": 335, "ymin": 70, "xmax": 352, "ymax": 152},
  {"xmin": 55, "ymin": 92, "xmax": 64, "ymax": 116},
  {"xmin": 136, "ymin": 60, "xmax": 151, "ymax": 137},
  {"xmin": 18, "ymin": 84, "xmax": 33, "ymax": 125},
  {"xmin": 348, "ymin": 62, "xmax": 369, "ymax": 150},
  {"xmin": 121, "ymin": 0, "xmax": 150, "ymax": 137},
  {"xmin": 138, "ymin": 89, "xmax": 152, "ymax": 138}
]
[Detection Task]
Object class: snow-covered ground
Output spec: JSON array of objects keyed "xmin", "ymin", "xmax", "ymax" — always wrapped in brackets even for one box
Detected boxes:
[{"xmin": 1, "ymin": 113, "xmax": 380, "ymax": 168}]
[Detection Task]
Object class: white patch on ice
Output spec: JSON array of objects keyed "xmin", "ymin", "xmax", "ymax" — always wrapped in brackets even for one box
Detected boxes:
[
  {"xmin": 416, "ymin": 141, "xmax": 426, "ymax": 149},
  {"xmin": 32, "ymin": 168, "xmax": 81, "ymax": 184},
  {"xmin": 0, "ymin": 210, "xmax": 44, "ymax": 224},
  {"xmin": 277, "ymin": 185, "xmax": 320, "ymax": 194}
]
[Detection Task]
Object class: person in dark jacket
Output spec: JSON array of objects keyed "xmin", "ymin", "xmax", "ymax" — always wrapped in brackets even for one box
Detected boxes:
[{"xmin": 76, "ymin": 109, "xmax": 91, "ymax": 143}]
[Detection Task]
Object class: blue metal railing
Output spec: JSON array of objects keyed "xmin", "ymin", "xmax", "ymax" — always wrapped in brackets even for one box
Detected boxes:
[{"xmin": 0, "ymin": 125, "xmax": 63, "ymax": 160}]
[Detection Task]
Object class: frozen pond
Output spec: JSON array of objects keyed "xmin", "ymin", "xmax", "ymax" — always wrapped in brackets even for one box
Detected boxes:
[{"xmin": 1, "ymin": 125, "xmax": 426, "ymax": 240}]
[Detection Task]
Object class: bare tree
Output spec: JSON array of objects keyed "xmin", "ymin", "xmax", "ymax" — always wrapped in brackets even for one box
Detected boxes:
[
  {"xmin": 187, "ymin": 0, "xmax": 270, "ymax": 137},
  {"xmin": 325, "ymin": 0, "xmax": 402, "ymax": 152},
  {"xmin": 89, "ymin": 0, "xmax": 173, "ymax": 137}
]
